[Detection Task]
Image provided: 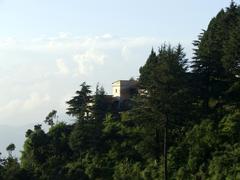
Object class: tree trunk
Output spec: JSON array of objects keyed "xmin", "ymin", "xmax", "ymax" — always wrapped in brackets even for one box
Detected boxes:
[
  {"xmin": 164, "ymin": 116, "xmax": 168, "ymax": 180},
  {"xmin": 155, "ymin": 128, "xmax": 161, "ymax": 163}
]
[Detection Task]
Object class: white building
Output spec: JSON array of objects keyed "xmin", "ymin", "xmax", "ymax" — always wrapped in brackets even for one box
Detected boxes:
[{"xmin": 112, "ymin": 80, "xmax": 137, "ymax": 100}]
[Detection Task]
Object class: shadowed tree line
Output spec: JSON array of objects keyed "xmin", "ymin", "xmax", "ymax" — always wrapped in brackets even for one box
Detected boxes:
[{"xmin": 1, "ymin": 2, "xmax": 240, "ymax": 179}]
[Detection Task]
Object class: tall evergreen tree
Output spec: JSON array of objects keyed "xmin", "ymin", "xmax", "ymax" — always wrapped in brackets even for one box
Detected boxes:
[
  {"xmin": 92, "ymin": 84, "xmax": 110, "ymax": 122},
  {"xmin": 222, "ymin": 7, "xmax": 240, "ymax": 106},
  {"xmin": 66, "ymin": 82, "xmax": 92, "ymax": 122},
  {"xmin": 192, "ymin": 1, "xmax": 240, "ymax": 115},
  {"xmin": 138, "ymin": 44, "xmax": 190, "ymax": 179}
]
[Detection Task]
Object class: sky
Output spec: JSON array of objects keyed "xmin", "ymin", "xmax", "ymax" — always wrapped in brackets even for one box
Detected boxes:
[{"xmin": 0, "ymin": 0, "xmax": 233, "ymax": 156}]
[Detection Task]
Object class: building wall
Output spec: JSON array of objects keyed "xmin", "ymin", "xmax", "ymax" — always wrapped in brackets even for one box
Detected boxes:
[
  {"xmin": 112, "ymin": 81, "xmax": 121, "ymax": 97},
  {"xmin": 112, "ymin": 80, "xmax": 137, "ymax": 100}
]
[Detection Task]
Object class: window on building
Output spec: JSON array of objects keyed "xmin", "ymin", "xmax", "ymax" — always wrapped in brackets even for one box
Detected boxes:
[{"xmin": 115, "ymin": 89, "xmax": 117, "ymax": 93}]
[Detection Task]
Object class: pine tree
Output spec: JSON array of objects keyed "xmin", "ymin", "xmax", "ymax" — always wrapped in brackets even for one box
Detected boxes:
[
  {"xmin": 66, "ymin": 82, "xmax": 92, "ymax": 122},
  {"xmin": 138, "ymin": 44, "xmax": 190, "ymax": 179},
  {"xmin": 192, "ymin": 2, "xmax": 240, "ymax": 115}
]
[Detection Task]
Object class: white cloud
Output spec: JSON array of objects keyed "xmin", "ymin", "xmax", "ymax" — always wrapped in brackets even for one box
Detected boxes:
[
  {"xmin": 0, "ymin": 99, "xmax": 21, "ymax": 113},
  {"xmin": 0, "ymin": 37, "xmax": 17, "ymax": 49},
  {"xmin": 58, "ymin": 32, "xmax": 71, "ymax": 39},
  {"xmin": 22, "ymin": 93, "xmax": 50, "ymax": 111},
  {"xmin": 0, "ymin": 92, "xmax": 50, "ymax": 114},
  {"xmin": 73, "ymin": 50, "xmax": 106, "ymax": 75},
  {"xmin": 101, "ymin": 34, "xmax": 112, "ymax": 39},
  {"xmin": 121, "ymin": 46, "xmax": 131, "ymax": 61},
  {"xmin": 56, "ymin": 58, "xmax": 69, "ymax": 75}
]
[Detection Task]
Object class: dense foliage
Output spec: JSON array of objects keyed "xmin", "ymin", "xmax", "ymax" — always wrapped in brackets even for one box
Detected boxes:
[{"xmin": 1, "ymin": 2, "xmax": 240, "ymax": 179}]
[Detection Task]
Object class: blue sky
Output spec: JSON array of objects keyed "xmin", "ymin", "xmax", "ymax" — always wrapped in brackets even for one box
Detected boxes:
[
  {"xmin": 0, "ymin": 0, "xmax": 230, "ymax": 38},
  {"xmin": 0, "ymin": 0, "xmax": 233, "ymax": 157}
]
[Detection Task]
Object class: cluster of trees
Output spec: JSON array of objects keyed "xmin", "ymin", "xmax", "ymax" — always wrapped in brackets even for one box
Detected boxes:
[{"xmin": 1, "ymin": 2, "xmax": 240, "ymax": 179}]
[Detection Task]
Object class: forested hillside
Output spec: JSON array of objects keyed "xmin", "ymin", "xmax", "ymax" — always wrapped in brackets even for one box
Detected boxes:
[{"xmin": 1, "ymin": 2, "xmax": 240, "ymax": 180}]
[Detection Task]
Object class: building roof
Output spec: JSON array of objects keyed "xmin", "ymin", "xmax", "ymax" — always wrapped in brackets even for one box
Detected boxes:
[{"xmin": 112, "ymin": 79, "xmax": 137, "ymax": 84}]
